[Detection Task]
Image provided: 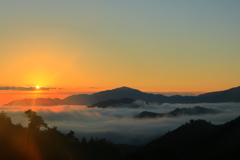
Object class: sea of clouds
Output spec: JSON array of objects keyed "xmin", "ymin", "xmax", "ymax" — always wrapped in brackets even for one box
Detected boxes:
[{"xmin": 1, "ymin": 102, "xmax": 240, "ymax": 146}]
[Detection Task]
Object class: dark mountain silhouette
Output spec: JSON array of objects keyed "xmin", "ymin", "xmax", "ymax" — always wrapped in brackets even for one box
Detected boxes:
[
  {"xmin": 64, "ymin": 86, "xmax": 200, "ymax": 105},
  {"xmin": 197, "ymin": 86, "xmax": 240, "ymax": 102},
  {"xmin": 168, "ymin": 106, "xmax": 222, "ymax": 116},
  {"xmin": 4, "ymin": 86, "xmax": 240, "ymax": 106},
  {"xmin": 4, "ymin": 98, "xmax": 68, "ymax": 106},
  {"xmin": 64, "ymin": 86, "xmax": 240, "ymax": 105},
  {"xmin": 63, "ymin": 86, "xmax": 163, "ymax": 105},
  {"xmin": 88, "ymin": 98, "xmax": 136, "ymax": 108},
  {"xmin": 127, "ymin": 115, "xmax": 240, "ymax": 160},
  {"xmin": 137, "ymin": 111, "xmax": 165, "ymax": 118},
  {"xmin": 136, "ymin": 106, "xmax": 223, "ymax": 118}
]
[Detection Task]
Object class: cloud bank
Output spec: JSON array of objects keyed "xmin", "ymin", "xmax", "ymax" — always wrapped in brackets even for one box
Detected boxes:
[
  {"xmin": 0, "ymin": 86, "xmax": 61, "ymax": 91},
  {"xmin": 2, "ymin": 102, "xmax": 240, "ymax": 146}
]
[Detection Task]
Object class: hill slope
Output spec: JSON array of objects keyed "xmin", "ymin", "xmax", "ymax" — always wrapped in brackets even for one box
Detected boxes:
[
  {"xmin": 131, "ymin": 115, "xmax": 240, "ymax": 160},
  {"xmin": 197, "ymin": 86, "xmax": 240, "ymax": 102}
]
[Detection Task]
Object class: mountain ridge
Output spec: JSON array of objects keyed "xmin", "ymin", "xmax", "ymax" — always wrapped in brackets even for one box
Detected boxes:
[
  {"xmin": 63, "ymin": 86, "xmax": 240, "ymax": 105},
  {"xmin": 136, "ymin": 106, "xmax": 223, "ymax": 118},
  {"xmin": 88, "ymin": 98, "xmax": 136, "ymax": 108},
  {"xmin": 4, "ymin": 86, "xmax": 240, "ymax": 106}
]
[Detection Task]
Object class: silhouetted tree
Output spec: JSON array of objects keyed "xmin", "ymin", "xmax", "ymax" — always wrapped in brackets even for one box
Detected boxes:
[
  {"xmin": 190, "ymin": 119, "xmax": 195, "ymax": 124},
  {"xmin": 66, "ymin": 130, "xmax": 79, "ymax": 143},
  {"xmin": 25, "ymin": 109, "xmax": 48, "ymax": 130},
  {"xmin": 0, "ymin": 111, "xmax": 12, "ymax": 127}
]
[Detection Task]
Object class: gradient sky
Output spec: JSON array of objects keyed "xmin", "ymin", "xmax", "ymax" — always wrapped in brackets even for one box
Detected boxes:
[{"xmin": 1, "ymin": 0, "xmax": 240, "ymax": 92}]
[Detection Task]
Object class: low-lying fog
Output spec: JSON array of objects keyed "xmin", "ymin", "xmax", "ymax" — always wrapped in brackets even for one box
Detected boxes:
[{"xmin": 1, "ymin": 102, "xmax": 240, "ymax": 146}]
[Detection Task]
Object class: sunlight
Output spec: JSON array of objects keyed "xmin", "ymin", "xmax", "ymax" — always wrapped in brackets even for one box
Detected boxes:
[{"xmin": 35, "ymin": 86, "xmax": 40, "ymax": 89}]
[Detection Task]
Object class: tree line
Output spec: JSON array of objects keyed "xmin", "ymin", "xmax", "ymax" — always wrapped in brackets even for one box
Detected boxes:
[{"xmin": 0, "ymin": 110, "xmax": 120, "ymax": 160}]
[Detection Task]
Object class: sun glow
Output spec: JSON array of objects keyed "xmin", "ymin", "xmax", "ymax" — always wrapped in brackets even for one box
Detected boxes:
[{"xmin": 35, "ymin": 86, "xmax": 40, "ymax": 89}]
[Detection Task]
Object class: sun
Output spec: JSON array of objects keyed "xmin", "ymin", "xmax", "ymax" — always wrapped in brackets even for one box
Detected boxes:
[{"xmin": 35, "ymin": 85, "xmax": 40, "ymax": 89}]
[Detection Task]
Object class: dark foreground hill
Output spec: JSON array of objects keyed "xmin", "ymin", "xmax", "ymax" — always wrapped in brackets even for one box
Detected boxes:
[
  {"xmin": 4, "ymin": 86, "xmax": 240, "ymax": 106},
  {"xmin": 126, "ymin": 116, "xmax": 240, "ymax": 160},
  {"xmin": 136, "ymin": 106, "xmax": 223, "ymax": 118}
]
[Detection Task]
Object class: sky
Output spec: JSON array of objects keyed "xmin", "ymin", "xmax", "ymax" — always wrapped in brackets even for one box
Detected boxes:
[{"xmin": 1, "ymin": 0, "xmax": 240, "ymax": 92}]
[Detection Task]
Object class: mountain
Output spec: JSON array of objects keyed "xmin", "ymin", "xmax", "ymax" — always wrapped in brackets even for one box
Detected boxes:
[
  {"xmin": 88, "ymin": 98, "xmax": 136, "ymax": 108},
  {"xmin": 197, "ymin": 86, "xmax": 240, "ymax": 102},
  {"xmin": 129, "ymin": 115, "xmax": 240, "ymax": 160},
  {"xmin": 136, "ymin": 106, "xmax": 223, "ymax": 118},
  {"xmin": 4, "ymin": 98, "xmax": 68, "ymax": 106},
  {"xmin": 4, "ymin": 86, "xmax": 240, "ymax": 106},
  {"xmin": 63, "ymin": 86, "xmax": 201, "ymax": 105},
  {"xmin": 64, "ymin": 86, "xmax": 240, "ymax": 105},
  {"xmin": 63, "ymin": 86, "xmax": 165, "ymax": 105},
  {"xmin": 168, "ymin": 106, "xmax": 222, "ymax": 116},
  {"xmin": 136, "ymin": 111, "xmax": 165, "ymax": 118}
]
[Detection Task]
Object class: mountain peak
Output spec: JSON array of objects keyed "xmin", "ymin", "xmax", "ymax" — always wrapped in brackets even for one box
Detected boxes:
[
  {"xmin": 117, "ymin": 86, "xmax": 138, "ymax": 90},
  {"xmin": 95, "ymin": 86, "xmax": 143, "ymax": 95}
]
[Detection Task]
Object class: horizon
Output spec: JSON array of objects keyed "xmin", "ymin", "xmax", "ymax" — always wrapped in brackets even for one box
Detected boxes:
[{"xmin": 0, "ymin": 85, "xmax": 239, "ymax": 106}]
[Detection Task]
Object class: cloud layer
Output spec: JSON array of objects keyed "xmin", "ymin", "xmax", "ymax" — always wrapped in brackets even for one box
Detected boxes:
[
  {"xmin": 0, "ymin": 86, "xmax": 61, "ymax": 91},
  {"xmin": 2, "ymin": 102, "xmax": 240, "ymax": 146}
]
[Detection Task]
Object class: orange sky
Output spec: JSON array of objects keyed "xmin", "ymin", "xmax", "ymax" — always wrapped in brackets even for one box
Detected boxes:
[{"xmin": 1, "ymin": 1, "xmax": 240, "ymax": 92}]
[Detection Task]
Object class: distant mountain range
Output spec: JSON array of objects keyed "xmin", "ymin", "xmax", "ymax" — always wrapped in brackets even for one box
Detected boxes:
[
  {"xmin": 136, "ymin": 106, "xmax": 223, "ymax": 118},
  {"xmin": 64, "ymin": 86, "xmax": 240, "ymax": 104},
  {"xmin": 4, "ymin": 86, "xmax": 240, "ymax": 106},
  {"xmin": 4, "ymin": 98, "xmax": 67, "ymax": 106}
]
